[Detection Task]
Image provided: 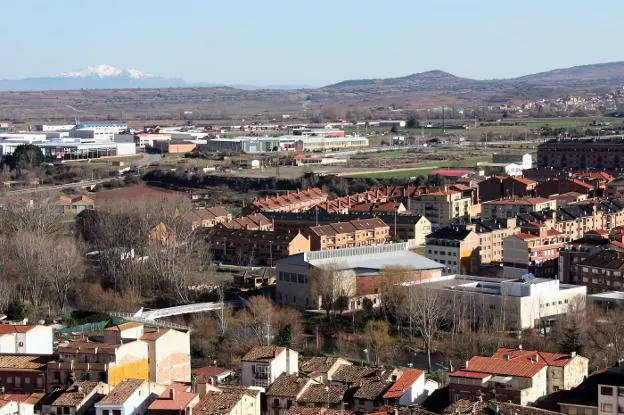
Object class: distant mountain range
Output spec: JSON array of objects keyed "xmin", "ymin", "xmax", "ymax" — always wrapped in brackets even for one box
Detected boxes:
[
  {"xmin": 0, "ymin": 64, "xmax": 314, "ymax": 91},
  {"xmin": 321, "ymin": 62, "xmax": 624, "ymax": 99}
]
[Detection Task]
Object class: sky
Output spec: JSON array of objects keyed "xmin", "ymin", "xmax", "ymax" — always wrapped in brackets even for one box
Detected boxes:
[{"xmin": 1, "ymin": 0, "xmax": 623, "ymax": 86}]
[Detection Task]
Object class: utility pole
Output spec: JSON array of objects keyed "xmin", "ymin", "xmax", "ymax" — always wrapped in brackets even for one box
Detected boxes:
[{"xmin": 442, "ymin": 105, "xmax": 445, "ymax": 133}]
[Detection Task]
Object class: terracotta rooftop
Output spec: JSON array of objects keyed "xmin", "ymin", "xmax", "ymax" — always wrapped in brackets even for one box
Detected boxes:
[
  {"xmin": 492, "ymin": 348, "xmax": 579, "ymax": 368},
  {"xmin": 148, "ymin": 387, "xmax": 198, "ymax": 411},
  {"xmin": 0, "ymin": 325, "xmax": 36, "ymax": 335},
  {"xmin": 464, "ymin": 355, "xmax": 546, "ymax": 378},
  {"xmin": 242, "ymin": 346, "xmax": 285, "ymax": 362},
  {"xmin": 266, "ymin": 374, "xmax": 310, "ymax": 398},
  {"xmin": 330, "ymin": 365, "xmax": 377, "ymax": 384},
  {"xmin": 383, "ymin": 369, "xmax": 424, "ymax": 399},
  {"xmin": 449, "ymin": 370, "xmax": 491, "ymax": 379},
  {"xmin": 0, "ymin": 354, "xmax": 55, "ymax": 370},
  {"xmin": 97, "ymin": 379, "xmax": 144, "ymax": 405},
  {"xmin": 353, "ymin": 380, "xmax": 390, "ymax": 400},
  {"xmin": 300, "ymin": 357, "xmax": 344, "ymax": 375},
  {"xmin": 297, "ymin": 384, "xmax": 346, "ymax": 405},
  {"xmin": 194, "ymin": 387, "xmax": 257, "ymax": 415},
  {"xmin": 52, "ymin": 381, "xmax": 102, "ymax": 407},
  {"xmin": 193, "ymin": 366, "xmax": 231, "ymax": 378}
]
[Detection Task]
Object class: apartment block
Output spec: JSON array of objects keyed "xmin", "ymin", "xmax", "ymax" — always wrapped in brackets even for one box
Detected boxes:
[
  {"xmin": 482, "ymin": 197, "xmax": 556, "ymax": 220},
  {"xmin": 217, "ymin": 213, "xmax": 273, "ymax": 231},
  {"xmin": 503, "ymin": 224, "xmax": 566, "ymax": 278},
  {"xmin": 558, "ymin": 233, "xmax": 615, "ymax": 285},
  {"xmin": 478, "ymin": 176, "xmax": 537, "ymax": 202},
  {"xmin": 410, "ymin": 190, "xmax": 473, "ymax": 227},
  {"xmin": 303, "ymin": 218, "xmax": 390, "ymax": 251},
  {"xmin": 574, "ymin": 250, "xmax": 624, "ymax": 293}
]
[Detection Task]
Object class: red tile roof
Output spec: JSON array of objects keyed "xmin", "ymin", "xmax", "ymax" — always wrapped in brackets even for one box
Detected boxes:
[
  {"xmin": 383, "ymin": 369, "xmax": 424, "ymax": 399},
  {"xmin": 449, "ymin": 370, "xmax": 491, "ymax": 379},
  {"xmin": 0, "ymin": 325, "xmax": 35, "ymax": 335},
  {"xmin": 492, "ymin": 348, "xmax": 578, "ymax": 368},
  {"xmin": 193, "ymin": 366, "xmax": 230, "ymax": 377},
  {"xmin": 148, "ymin": 387, "xmax": 198, "ymax": 411},
  {"xmin": 465, "ymin": 355, "xmax": 546, "ymax": 378},
  {"xmin": 508, "ymin": 176, "xmax": 537, "ymax": 186}
]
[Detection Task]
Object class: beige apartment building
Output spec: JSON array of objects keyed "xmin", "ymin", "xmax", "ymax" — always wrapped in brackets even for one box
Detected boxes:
[
  {"xmin": 410, "ymin": 190, "xmax": 474, "ymax": 226},
  {"xmin": 303, "ymin": 217, "xmax": 390, "ymax": 251},
  {"xmin": 425, "ymin": 218, "xmax": 518, "ymax": 274},
  {"xmin": 482, "ymin": 197, "xmax": 556, "ymax": 220}
]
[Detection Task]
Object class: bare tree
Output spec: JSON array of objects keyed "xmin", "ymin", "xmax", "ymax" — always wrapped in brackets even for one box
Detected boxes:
[
  {"xmin": 0, "ymin": 194, "xmax": 62, "ymax": 235},
  {"xmin": 308, "ymin": 263, "xmax": 355, "ymax": 321},
  {"xmin": 11, "ymin": 231, "xmax": 50, "ymax": 308},
  {"xmin": 238, "ymin": 296, "xmax": 277, "ymax": 346},
  {"xmin": 403, "ymin": 285, "xmax": 447, "ymax": 373},
  {"xmin": 49, "ymin": 238, "xmax": 84, "ymax": 311}
]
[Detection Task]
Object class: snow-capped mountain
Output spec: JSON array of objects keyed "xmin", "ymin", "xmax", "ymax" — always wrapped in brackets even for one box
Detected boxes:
[
  {"xmin": 59, "ymin": 65, "xmax": 155, "ymax": 80},
  {"xmin": 0, "ymin": 65, "xmax": 185, "ymax": 91}
]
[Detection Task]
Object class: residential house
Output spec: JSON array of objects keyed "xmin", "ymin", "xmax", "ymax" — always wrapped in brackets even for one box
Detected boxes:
[
  {"xmin": 0, "ymin": 393, "xmax": 43, "ymax": 415},
  {"xmin": 57, "ymin": 195, "xmax": 95, "ymax": 215},
  {"xmin": 147, "ymin": 386, "xmax": 199, "ymax": 415},
  {"xmin": 503, "ymin": 224, "xmax": 566, "ymax": 278},
  {"xmin": 95, "ymin": 379, "xmax": 163, "ymax": 415},
  {"xmin": 557, "ymin": 364, "xmax": 624, "ymax": 415},
  {"xmin": 0, "ymin": 324, "xmax": 53, "ymax": 354},
  {"xmin": 251, "ymin": 188, "xmax": 327, "ymax": 213},
  {"xmin": 348, "ymin": 201, "xmax": 408, "ymax": 216},
  {"xmin": 481, "ymin": 197, "xmax": 556, "ymax": 220},
  {"xmin": 449, "ymin": 348, "xmax": 587, "ymax": 405},
  {"xmin": 573, "ymin": 171, "xmax": 614, "ymax": 196},
  {"xmin": 205, "ymin": 228, "xmax": 310, "ymax": 266},
  {"xmin": 241, "ymin": 346, "xmax": 298, "ymax": 388},
  {"xmin": 192, "ymin": 366, "xmax": 233, "ymax": 385},
  {"xmin": 276, "ymin": 243, "xmax": 444, "ymax": 311},
  {"xmin": 299, "ymin": 357, "xmax": 351, "ymax": 385},
  {"xmin": 295, "ymin": 384, "xmax": 346, "ymax": 411},
  {"xmin": 410, "ymin": 190, "xmax": 474, "ymax": 227},
  {"xmin": 352, "ymin": 380, "xmax": 391, "ymax": 413},
  {"xmin": 303, "ymin": 218, "xmax": 390, "ymax": 251},
  {"xmin": 0, "ymin": 354, "xmax": 53, "ymax": 393},
  {"xmin": 47, "ymin": 337, "xmax": 150, "ymax": 389},
  {"xmin": 41, "ymin": 381, "xmax": 109, "ymax": 415},
  {"xmin": 266, "ymin": 374, "xmax": 312, "ymax": 415},
  {"xmin": 193, "ymin": 386, "xmax": 260, "ymax": 415},
  {"xmin": 217, "ymin": 213, "xmax": 273, "ymax": 231},
  {"xmin": 139, "ymin": 328, "xmax": 192, "ymax": 386},
  {"xmin": 184, "ymin": 207, "xmax": 232, "ymax": 230},
  {"xmin": 382, "ymin": 369, "xmax": 438, "ymax": 407},
  {"xmin": 479, "ymin": 176, "xmax": 538, "ymax": 203},
  {"xmin": 262, "ymin": 212, "xmax": 431, "ymax": 246}
]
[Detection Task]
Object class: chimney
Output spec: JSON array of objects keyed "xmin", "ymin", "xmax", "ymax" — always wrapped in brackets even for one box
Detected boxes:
[
  {"xmin": 503, "ymin": 354, "xmax": 511, "ymax": 361},
  {"xmin": 465, "ymin": 360, "xmax": 470, "ymax": 369},
  {"xmin": 169, "ymin": 388, "xmax": 176, "ymax": 400},
  {"xmin": 571, "ymin": 351, "xmax": 577, "ymax": 358},
  {"xmin": 531, "ymin": 355, "xmax": 539, "ymax": 363}
]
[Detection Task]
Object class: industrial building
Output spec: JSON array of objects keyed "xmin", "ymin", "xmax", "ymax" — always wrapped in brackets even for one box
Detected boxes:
[{"xmin": 202, "ymin": 134, "xmax": 368, "ymax": 153}]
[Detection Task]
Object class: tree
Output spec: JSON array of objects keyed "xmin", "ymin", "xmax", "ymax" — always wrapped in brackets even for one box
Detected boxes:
[
  {"xmin": 49, "ymin": 238, "xmax": 84, "ymax": 311},
  {"xmin": 362, "ymin": 298, "xmax": 374, "ymax": 317},
  {"xmin": 309, "ymin": 263, "xmax": 355, "ymax": 321},
  {"xmin": 5, "ymin": 298, "xmax": 30, "ymax": 320},
  {"xmin": 427, "ymin": 174, "xmax": 445, "ymax": 187},
  {"xmin": 363, "ymin": 320, "xmax": 395, "ymax": 366},
  {"xmin": 404, "ymin": 286, "xmax": 447, "ymax": 372},
  {"xmin": 277, "ymin": 324, "xmax": 293, "ymax": 348},
  {"xmin": 6, "ymin": 144, "xmax": 44, "ymax": 171},
  {"xmin": 560, "ymin": 321, "xmax": 584, "ymax": 355},
  {"xmin": 390, "ymin": 125, "xmax": 399, "ymax": 133},
  {"xmin": 406, "ymin": 118, "xmax": 420, "ymax": 129}
]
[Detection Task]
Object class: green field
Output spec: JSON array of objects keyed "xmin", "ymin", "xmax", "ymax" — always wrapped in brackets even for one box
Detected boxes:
[{"xmin": 344, "ymin": 156, "xmax": 491, "ymax": 179}]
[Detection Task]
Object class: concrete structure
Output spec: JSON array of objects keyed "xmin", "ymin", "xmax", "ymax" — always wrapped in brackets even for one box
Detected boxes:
[
  {"xmin": 482, "ymin": 197, "xmax": 556, "ymax": 220},
  {"xmin": 0, "ymin": 324, "xmax": 53, "ymax": 354},
  {"xmin": 241, "ymin": 346, "xmax": 298, "ymax": 388},
  {"xmin": 303, "ymin": 218, "xmax": 390, "ymax": 251},
  {"xmin": 276, "ymin": 242, "xmax": 444, "ymax": 311},
  {"xmin": 538, "ymin": 138, "xmax": 624, "ymax": 171},
  {"xmin": 95, "ymin": 379, "xmax": 163, "ymax": 415},
  {"xmin": 449, "ymin": 348, "xmax": 587, "ymax": 405},
  {"xmin": 0, "ymin": 137, "xmax": 136, "ymax": 160},
  {"xmin": 503, "ymin": 224, "xmax": 566, "ymax": 278},
  {"xmin": 416, "ymin": 274, "xmax": 587, "ymax": 330},
  {"xmin": 36, "ymin": 124, "xmax": 76, "ymax": 132},
  {"xmin": 202, "ymin": 135, "xmax": 368, "ymax": 153},
  {"xmin": 410, "ymin": 190, "xmax": 474, "ymax": 227},
  {"xmin": 73, "ymin": 123, "xmax": 128, "ymax": 141},
  {"xmin": 139, "ymin": 328, "xmax": 191, "ymax": 386}
]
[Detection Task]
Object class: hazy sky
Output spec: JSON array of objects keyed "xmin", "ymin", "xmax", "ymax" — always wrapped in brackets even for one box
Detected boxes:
[{"xmin": 1, "ymin": 0, "xmax": 623, "ymax": 86}]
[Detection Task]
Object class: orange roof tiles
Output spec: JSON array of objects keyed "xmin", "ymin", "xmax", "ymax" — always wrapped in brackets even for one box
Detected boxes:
[
  {"xmin": 383, "ymin": 369, "xmax": 424, "ymax": 399},
  {"xmin": 492, "ymin": 348, "xmax": 577, "ymax": 368},
  {"xmin": 0, "ymin": 325, "xmax": 35, "ymax": 335},
  {"xmin": 149, "ymin": 387, "xmax": 198, "ymax": 411},
  {"xmin": 465, "ymin": 355, "xmax": 546, "ymax": 378}
]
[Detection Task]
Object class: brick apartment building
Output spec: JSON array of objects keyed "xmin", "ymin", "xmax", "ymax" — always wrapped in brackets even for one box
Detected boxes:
[
  {"xmin": 574, "ymin": 250, "xmax": 624, "ymax": 293},
  {"xmin": 205, "ymin": 228, "xmax": 310, "ymax": 266},
  {"xmin": 478, "ymin": 176, "xmax": 537, "ymax": 202},
  {"xmin": 537, "ymin": 138, "xmax": 624, "ymax": 170},
  {"xmin": 558, "ymin": 232, "xmax": 616, "ymax": 285},
  {"xmin": 482, "ymin": 197, "xmax": 556, "ymax": 220},
  {"xmin": 303, "ymin": 218, "xmax": 390, "ymax": 251},
  {"xmin": 410, "ymin": 190, "xmax": 474, "ymax": 227},
  {"xmin": 503, "ymin": 224, "xmax": 566, "ymax": 278},
  {"xmin": 535, "ymin": 179, "xmax": 595, "ymax": 198}
]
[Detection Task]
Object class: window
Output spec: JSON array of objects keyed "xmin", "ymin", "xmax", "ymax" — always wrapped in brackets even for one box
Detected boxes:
[
  {"xmin": 56, "ymin": 408, "xmax": 62, "ymax": 415},
  {"xmin": 103, "ymin": 411, "xmax": 110, "ymax": 415},
  {"xmin": 113, "ymin": 410, "xmax": 121, "ymax": 415},
  {"xmin": 24, "ymin": 377, "xmax": 30, "ymax": 384},
  {"xmin": 18, "ymin": 342, "xmax": 24, "ymax": 347},
  {"xmin": 601, "ymin": 386, "xmax": 614, "ymax": 396},
  {"xmin": 64, "ymin": 407, "xmax": 70, "ymax": 415}
]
